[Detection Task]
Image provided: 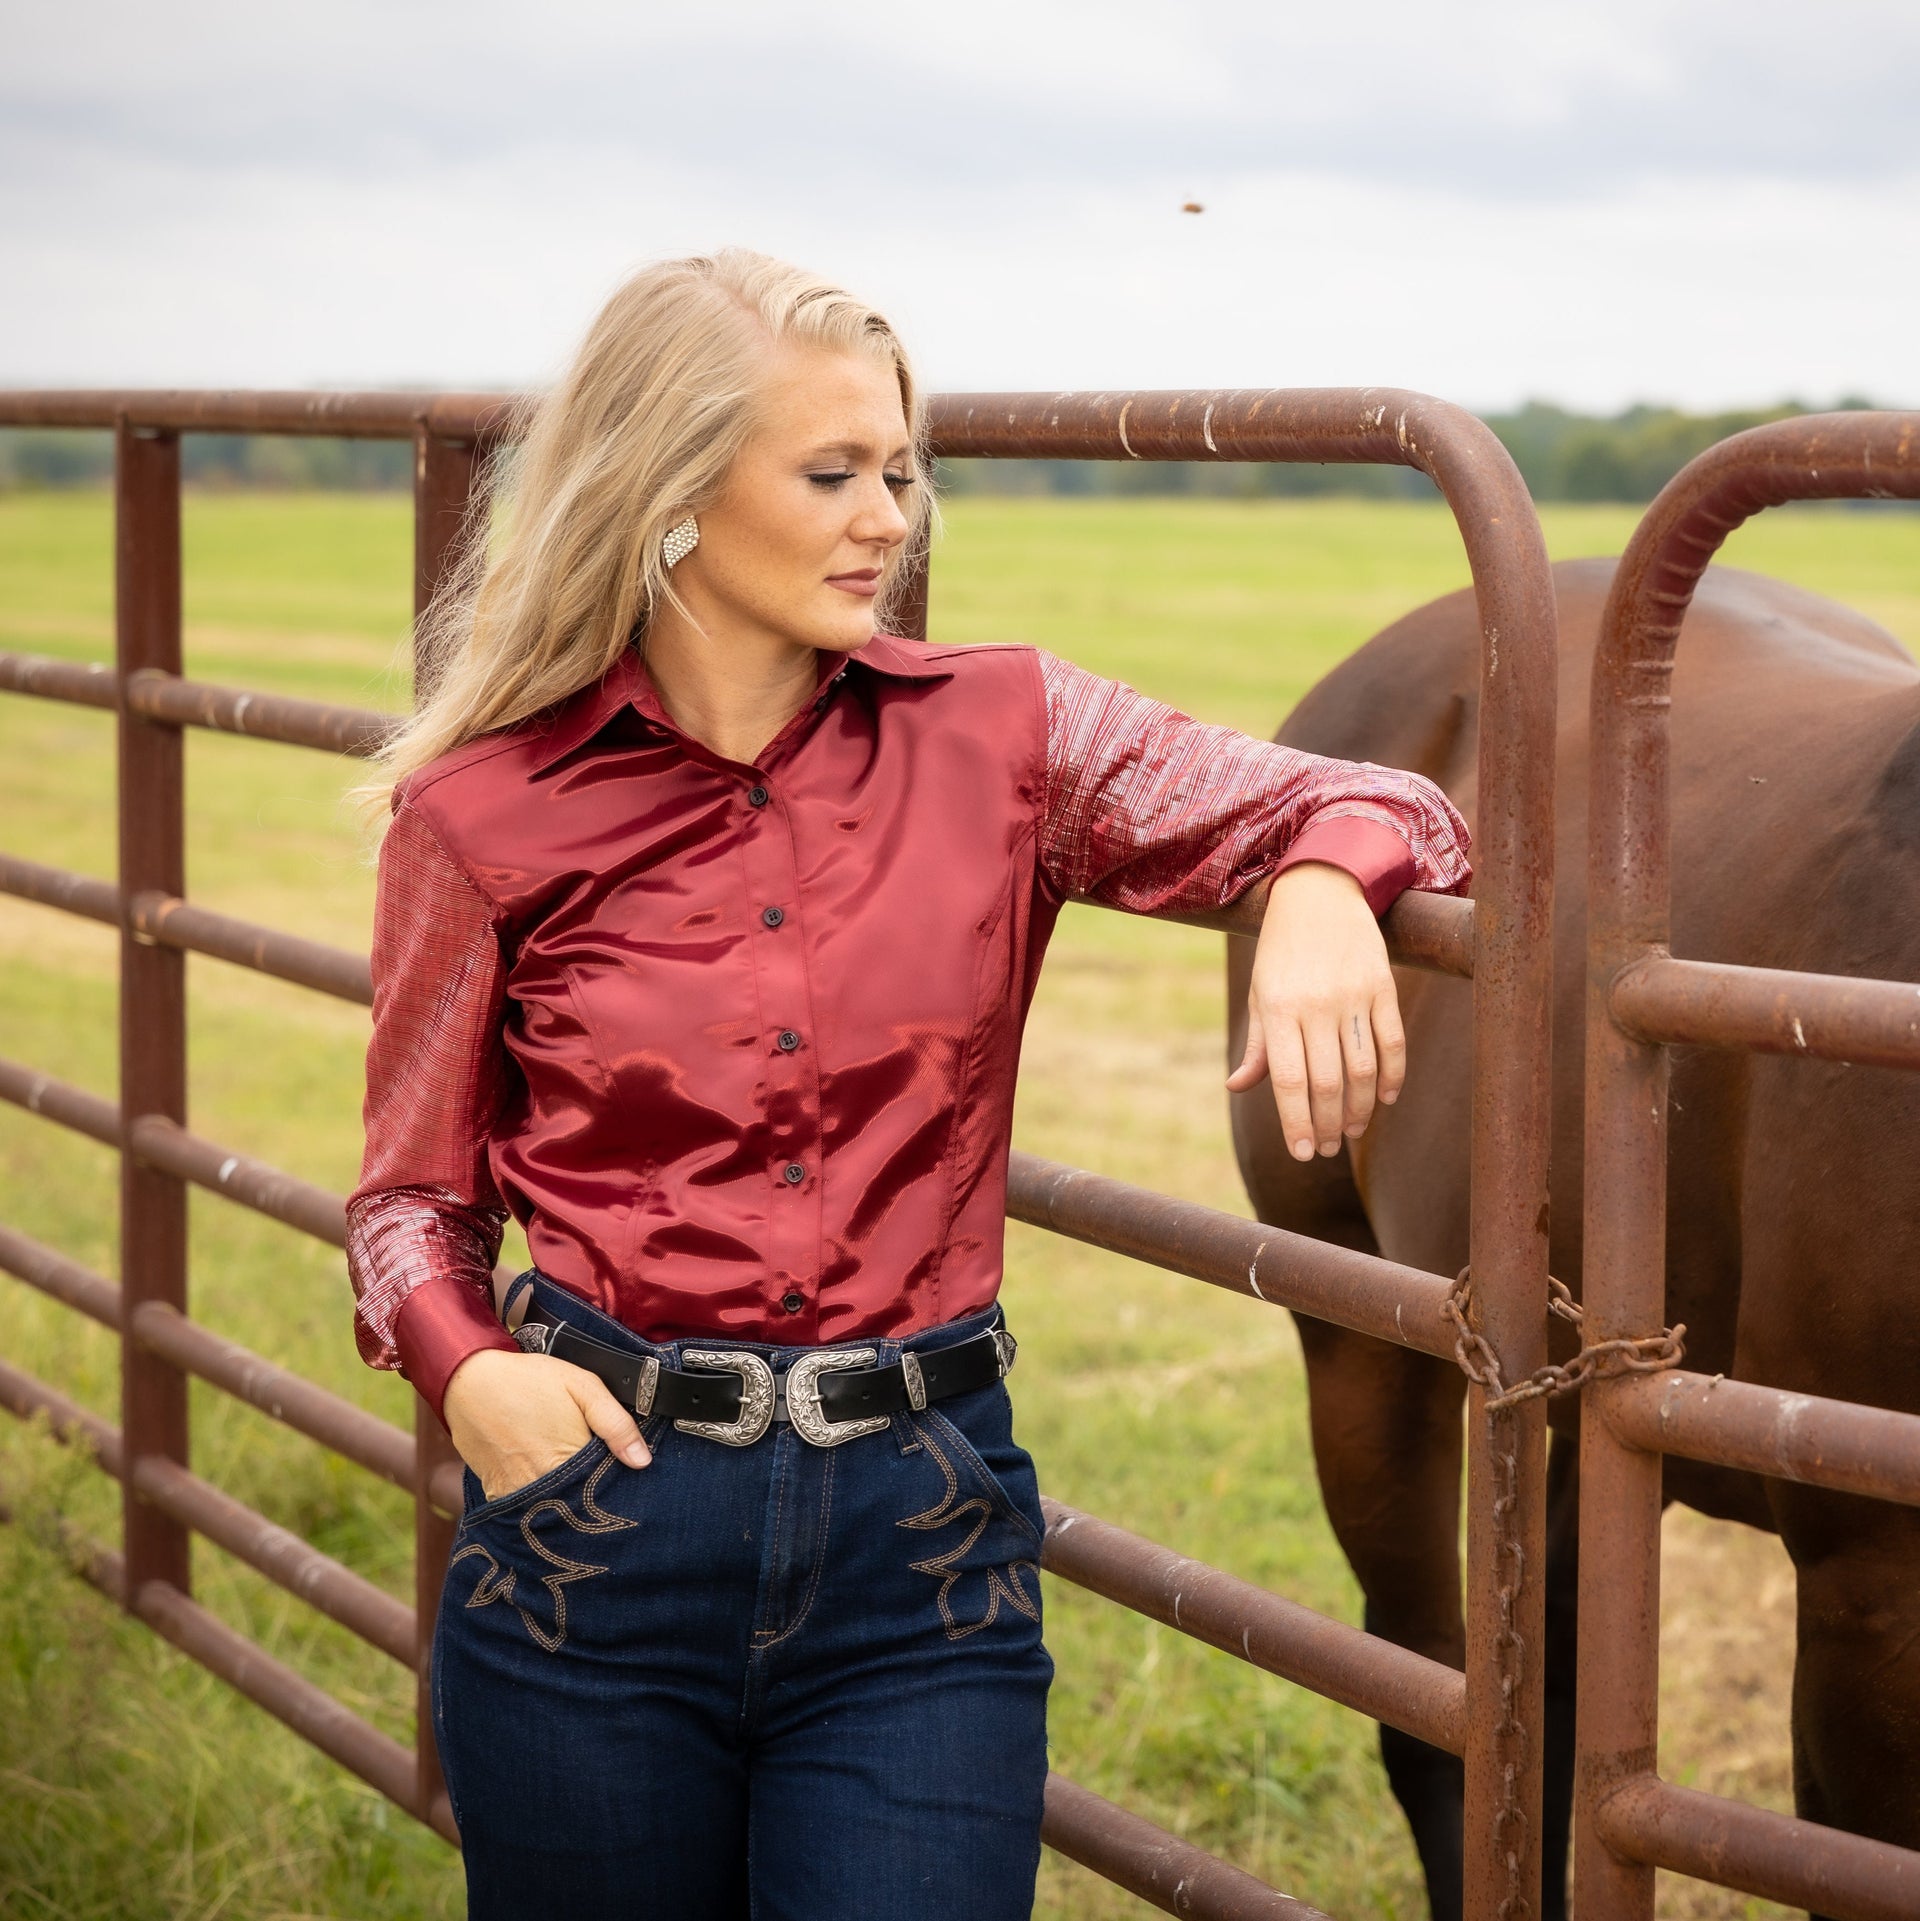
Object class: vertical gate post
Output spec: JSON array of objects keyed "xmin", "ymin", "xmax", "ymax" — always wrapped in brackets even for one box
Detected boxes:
[
  {"xmin": 115, "ymin": 417, "xmax": 190, "ymax": 1600},
  {"xmin": 1454, "ymin": 457, "xmax": 1558, "ymax": 1921},
  {"xmin": 1572, "ymin": 931, "xmax": 1665, "ymax": 1921},
  {"xmin": 408, "ymin": 423, "xmax": 486, "ymax": 1823},
  {"xmin": 1574, "ymin": 439, "xmax": 1747, "ymax": 1921},
  {"xmin": 1576, "ymin": 517, "xmax": 1674, "ymax": 1918}
]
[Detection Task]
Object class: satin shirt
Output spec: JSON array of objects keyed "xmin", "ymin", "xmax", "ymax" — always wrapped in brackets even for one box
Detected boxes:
[{"xmin": 346, "ymin": 633, "xmax": 1472, "ymax": 1422}]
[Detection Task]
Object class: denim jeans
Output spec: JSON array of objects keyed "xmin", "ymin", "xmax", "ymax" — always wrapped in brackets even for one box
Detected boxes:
[{"xmin": 432, "ymin": 1273, "xmax": 1054, "ymax": 1920}]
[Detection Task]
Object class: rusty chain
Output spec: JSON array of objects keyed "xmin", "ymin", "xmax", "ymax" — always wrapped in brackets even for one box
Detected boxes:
[
  {"xmin": 1445, "ymin": 1267, "xmax": 1686, "ymax": 1417},
  {"xmin": 1443, "ymin": 1267, "xmax": 1685, "ymax": 1920}
]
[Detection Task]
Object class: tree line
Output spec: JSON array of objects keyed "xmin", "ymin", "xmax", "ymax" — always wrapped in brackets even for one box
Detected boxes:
[{"xmin": 0, "ymin": 397, "xmax": 1898, "ymax": 504}]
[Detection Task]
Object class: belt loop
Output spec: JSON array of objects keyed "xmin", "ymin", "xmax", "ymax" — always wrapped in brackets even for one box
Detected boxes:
[{"xmin": 499, "ymin": 1270, "xmax": 536, "ymax": 1331}]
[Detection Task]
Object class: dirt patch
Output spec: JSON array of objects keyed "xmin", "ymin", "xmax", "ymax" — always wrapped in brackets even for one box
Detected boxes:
[{"xmin": 1656, "ymin": 1504, "xmax": 1797, "ymax": 1919}]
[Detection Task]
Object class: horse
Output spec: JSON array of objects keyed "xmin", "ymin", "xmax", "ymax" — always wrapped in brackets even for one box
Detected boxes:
[{"xmin": 1228, "ymin": 556, "xmax": 1920, "ymax": 1921}]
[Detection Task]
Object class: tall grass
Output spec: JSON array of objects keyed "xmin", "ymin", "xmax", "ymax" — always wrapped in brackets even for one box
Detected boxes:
[{"xmin": 1, "ymin": 492, "xmax": 1914, "ymax": 1918}]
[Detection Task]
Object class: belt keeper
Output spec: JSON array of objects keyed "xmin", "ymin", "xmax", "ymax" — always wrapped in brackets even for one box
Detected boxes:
[
  {"xmin": 900, "ymin": 1351, "xmax": 928, "ymax": 1411},
  {"xmin": 631, "ymin": 1354, "xmax": 660, "ymax": 1417}
]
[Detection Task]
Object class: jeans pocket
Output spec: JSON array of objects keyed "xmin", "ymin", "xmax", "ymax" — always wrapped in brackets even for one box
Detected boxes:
[
  {"xmin": 459, "ymin": 1433, "xmax": 612, "ymax": 1530},
  {"xmin": 898, "ymin": 1402, "xmax": 1045, "ymax": 1644},
  {"xmin": 447, "ymin": 1427, "xmax": 661, "ymax": 1655},
  {"xmin": 914, "ymin": 1402, "xmax": 1045, "ymax": 1551}
]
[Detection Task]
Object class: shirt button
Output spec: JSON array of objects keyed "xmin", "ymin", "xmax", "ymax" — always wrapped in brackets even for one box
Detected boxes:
[
  {"xmin": 782, "ymin": 1162, "xmax": 806, "ymax": 1185},
  {"xmin": 777, "ymin": 1029, "xmax": 801, "ymax": 1052},
  {"xmin": 748, "ymin": 785, "xmax": 769, "ymax": 807},
  {"xmin": 781, "ymin": 1292, "xmax": 805, "ymax": 1314},
  {"xmin": 762, "ymin": 905, "xmax": 785, "ymax": 928}
]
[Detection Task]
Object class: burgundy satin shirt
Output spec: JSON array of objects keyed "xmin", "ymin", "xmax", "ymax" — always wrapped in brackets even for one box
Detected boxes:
[{"xmin": 346, "ymin": 633, "xmax": 1471, "ymax": 1422}]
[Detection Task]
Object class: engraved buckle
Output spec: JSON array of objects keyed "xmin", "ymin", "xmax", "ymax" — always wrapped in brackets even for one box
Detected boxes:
[
  {"xmin": 992, "ymin": 1327, "xmax": 1017, "ymax": 1377},
  {"xmin": 512, "ymin": 1320, "xmax": 552, "ymax": 1355},
  {"xmin": 785, "ymin": 1348, "xmax": 889, "ymax": 1448},
  {"xmin": 675, "ymin": 1350, "xmax": 775, "ymax": 1446}
]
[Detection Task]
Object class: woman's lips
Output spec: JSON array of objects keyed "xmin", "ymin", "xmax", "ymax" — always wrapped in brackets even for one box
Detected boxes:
[{"xmin": 826, "ymin": 571, "xmax": 881, "ymax": 598}]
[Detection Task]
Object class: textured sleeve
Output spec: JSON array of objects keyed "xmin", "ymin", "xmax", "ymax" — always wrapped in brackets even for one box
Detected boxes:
[
  {"xmin": 1036, "ymin": 651, "xmax": 1472, "ymax": 917},
  {"xmin": 346, "ymin": 796, "xmax": 520, "ymax": 1424}
]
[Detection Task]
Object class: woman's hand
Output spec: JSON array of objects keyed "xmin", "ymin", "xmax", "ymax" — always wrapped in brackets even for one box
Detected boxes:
[
  {"xmin": 1226, "ymin": 863, "xmax": 1406, "ymax": 1162},
  {"xmin": 443, "ymin": 1348, "xmax": 653, "ymax": 1502}
]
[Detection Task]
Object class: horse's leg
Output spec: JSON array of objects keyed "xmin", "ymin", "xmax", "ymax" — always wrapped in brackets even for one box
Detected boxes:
[
  {"xmin": 1734, "ymin": 1057, "xmax": 1920, "ymax": 1905},
  {"xmin": 1231, "ymin": 939, "xmax": 1470, "ymax": 1920},
  {"xmin": 1771, "ymin": 1484, "xmax": 1920, "ymax": 1917},
  {"xmin": 1293, "ymin": 1312, "xmax": 1469, "ymax": 1921}
]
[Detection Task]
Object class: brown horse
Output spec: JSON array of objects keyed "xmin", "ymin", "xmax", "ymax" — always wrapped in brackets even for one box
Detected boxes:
[{"xmin": 1228, "ymin": 556, "xmax": 1920, "ymax": 1921}]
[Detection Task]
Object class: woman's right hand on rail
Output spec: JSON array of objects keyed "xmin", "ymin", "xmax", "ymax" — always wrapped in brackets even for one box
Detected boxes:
[{"xmin": 443, "ymin": 1349, "xmax": 653, "ymax": 1501}]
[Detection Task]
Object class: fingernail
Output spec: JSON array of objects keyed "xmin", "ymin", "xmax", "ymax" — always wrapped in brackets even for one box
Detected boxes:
[
  {"xmin": 1381, "ymin": 1090, "xmax": 1398, "ymax": 1104},
  {"xmin": 1344, "ymin": 1122, "xmax": 1365, "ymax": 1138},
  {"xmin": 1318, "ymin": 1140, "xmax": 1339, "ymax": 1156},
  {"xmin": 622, "ymin": 1443, "xmax": 650, "ymax": 1468},
  {"xmin": 1291, "ymin": 1139, "xmax": 1313, "ymax": 1161}
]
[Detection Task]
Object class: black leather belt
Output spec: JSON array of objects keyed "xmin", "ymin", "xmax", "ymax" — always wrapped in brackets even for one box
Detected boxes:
[{"xmin": 510, "ymin": 1302, "xmax": 1015, "ymax": 1448}]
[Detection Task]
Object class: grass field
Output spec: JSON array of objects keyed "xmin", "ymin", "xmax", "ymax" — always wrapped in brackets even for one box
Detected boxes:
[{"xmin": 1, "ymin": 490, "xmax": 1916, "ymax": 1920}]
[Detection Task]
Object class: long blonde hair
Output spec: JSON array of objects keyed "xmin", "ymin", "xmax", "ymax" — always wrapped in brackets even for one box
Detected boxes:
[{"xmin": 364, "ymin": 247, "xmax": 935, "ymax": 806}]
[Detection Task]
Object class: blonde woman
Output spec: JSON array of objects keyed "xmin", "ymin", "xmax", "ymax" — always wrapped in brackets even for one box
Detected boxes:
[{"xmin": 346, "ymin": 248, "xmax": 1471, "ymax": 1919}]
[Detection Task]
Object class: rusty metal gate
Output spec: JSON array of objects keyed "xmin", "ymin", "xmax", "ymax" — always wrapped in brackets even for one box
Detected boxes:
[
  {"xmin": 1577, "ymin": 414, "xmax": 1920, "ymax": 1921},
  {"xmin": 0, "ymin": 383, "xmax": 1563, "ymax": 1918}
]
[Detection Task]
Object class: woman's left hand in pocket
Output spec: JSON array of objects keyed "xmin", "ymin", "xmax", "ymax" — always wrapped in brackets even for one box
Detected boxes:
[{"xmin": 444, "ymin": 1348, "xmax": 653, "ymax": 1502}]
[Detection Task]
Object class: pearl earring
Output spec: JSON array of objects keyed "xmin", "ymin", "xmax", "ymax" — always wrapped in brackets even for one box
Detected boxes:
[{"xmin": 661, "ymin": 515, "xmax": 700, "ymax": 568}]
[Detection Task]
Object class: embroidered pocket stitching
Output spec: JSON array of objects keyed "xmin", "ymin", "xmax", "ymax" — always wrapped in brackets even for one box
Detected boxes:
[
  {"xmin": 458, "ymin": 1434, "xmax": 609, "ymax": 1530},
  {"xmin": 450, "ymin": 1451, "xmax": 640, "ymax": 1653},
  {"xmin": 921, "ymin": 1405, "xmax": 1043, "ymax": 1549},
  {"xmin": 896, "ymin": 1421, "xmax": 1039, "ymax": 1642}
]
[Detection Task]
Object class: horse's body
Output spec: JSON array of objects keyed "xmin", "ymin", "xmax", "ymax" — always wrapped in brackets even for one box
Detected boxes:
[{"xmin": 1228, "ymin": 557, "xmax": 1920, "ymax": 1921}]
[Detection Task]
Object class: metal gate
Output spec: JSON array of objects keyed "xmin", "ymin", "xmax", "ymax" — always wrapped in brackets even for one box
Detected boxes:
[
  {"xmin": 0, "ymin": 384, "xmax": 1559, "ymax": 1918},
  {"xmin": 1578, "ymin": 413, "xmax": 1920, "ymax": 1920}
]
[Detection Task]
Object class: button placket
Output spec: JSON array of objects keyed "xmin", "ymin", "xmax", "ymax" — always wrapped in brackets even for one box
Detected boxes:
[{"xmin": 736, "ymin": 776, "xmax": 821, "ymax": 1329}]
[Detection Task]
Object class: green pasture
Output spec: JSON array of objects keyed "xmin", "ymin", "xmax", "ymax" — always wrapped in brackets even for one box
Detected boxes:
[{"xmin": 1, "ymin": 489, "xmax": 1915, "ymax": 1920}]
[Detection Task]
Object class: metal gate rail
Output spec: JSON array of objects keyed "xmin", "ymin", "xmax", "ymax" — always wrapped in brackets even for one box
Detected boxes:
[
  {"xmin": 0, "ymin": 384, "xmax": 1559, "ymax": 1918},
  {"xmin": 1581, "ymin": 411, "xmax": 1920, "ymax": 1921}
]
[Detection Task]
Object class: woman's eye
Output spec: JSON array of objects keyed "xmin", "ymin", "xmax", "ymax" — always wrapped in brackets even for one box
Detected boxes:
[{"xmin": 805, "ymin": 471, "xmax": 915, "ymax": 491}]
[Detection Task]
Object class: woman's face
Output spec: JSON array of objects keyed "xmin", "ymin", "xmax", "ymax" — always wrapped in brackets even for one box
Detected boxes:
[{"xmin": 676, "ymin": 340, "xmax": 915, "ymax": 655}]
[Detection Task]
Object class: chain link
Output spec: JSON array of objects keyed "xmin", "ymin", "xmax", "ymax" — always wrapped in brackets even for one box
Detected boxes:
[
  {"xmin": 1445, "ymin": 1267, "xmax": 1686, "ymax": 1417},
  {"xmin": 1443, "ymin": 1266, "xmax": 1685, "ymax": 1921}
]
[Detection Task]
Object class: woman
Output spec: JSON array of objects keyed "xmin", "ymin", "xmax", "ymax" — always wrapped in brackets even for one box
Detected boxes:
[{"xmin": 347, "ymin": 247, "xmax": 1470, "ymax": 1920}]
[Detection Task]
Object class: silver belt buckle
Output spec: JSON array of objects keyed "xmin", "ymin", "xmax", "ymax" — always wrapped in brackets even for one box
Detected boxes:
[
  {"xmin": 785, "ymin": 1348, "xmax": 888, "ymax": 1447},
  {"xmin": 676, "ymin": 1350, "xmax": 775, "ymax": 1446}
]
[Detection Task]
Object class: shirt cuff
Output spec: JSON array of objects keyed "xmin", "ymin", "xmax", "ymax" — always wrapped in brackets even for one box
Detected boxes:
[
  {"xmin": 393, "ymin": 1277, "xmax": 521, "ymax": 1429},
  {"xmin": 1270, "ymin": 816, "xmax": 1418, "ymax": 917}
]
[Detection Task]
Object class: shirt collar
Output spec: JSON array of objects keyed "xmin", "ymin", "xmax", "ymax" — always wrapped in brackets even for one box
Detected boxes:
[{"xmin": 525, "ymin": 631, "xmax": 955, "ymax": 774}]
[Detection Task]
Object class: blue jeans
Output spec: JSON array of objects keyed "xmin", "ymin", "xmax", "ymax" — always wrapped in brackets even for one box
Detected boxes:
[{"xmin": 432, "ymin": 1274, "xmax": 1054, "ymax": 1919}]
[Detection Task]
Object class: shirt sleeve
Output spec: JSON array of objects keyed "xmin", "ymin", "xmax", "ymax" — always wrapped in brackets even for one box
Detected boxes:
[
  {"xmin": 345, "ymin": 796, "xmax": 520, "ymax": 1425},
  {"xmin": 1036, "ymin": 650, "xmax": 1472, "ymax": 917}
]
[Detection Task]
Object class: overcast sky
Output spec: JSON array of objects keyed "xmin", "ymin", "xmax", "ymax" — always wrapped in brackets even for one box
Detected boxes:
[{"xmin": 4, "ymin": 0, "xmax": 1916, "ymax": 411}]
